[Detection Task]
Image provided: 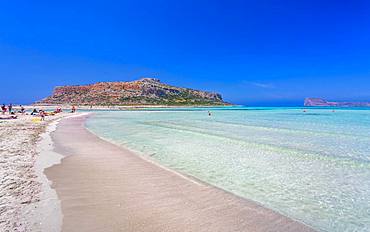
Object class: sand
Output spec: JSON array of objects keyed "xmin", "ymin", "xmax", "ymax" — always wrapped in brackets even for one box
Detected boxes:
[
  {"xmin": 0, "ymin": 113, "xmax": 67, "ymax": 232},
  {"xmin": 46, "ymin": 114, "xmax": 314, "ymax": 232}
]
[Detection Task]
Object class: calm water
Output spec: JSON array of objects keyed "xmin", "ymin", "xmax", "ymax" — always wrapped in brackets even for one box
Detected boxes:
[{"xmin": 85, "ymin": 107, "xmax": 370, "ymax": 231}]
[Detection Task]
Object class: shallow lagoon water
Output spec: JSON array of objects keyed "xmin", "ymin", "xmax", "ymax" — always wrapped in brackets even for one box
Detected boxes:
[{"xmin": 86, "ymin": 107, "xmax": 370, "ymax": 231}]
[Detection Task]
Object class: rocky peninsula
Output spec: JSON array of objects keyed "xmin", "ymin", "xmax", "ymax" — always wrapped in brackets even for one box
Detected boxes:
[
  {"xmin": 37, "ymin": 78, "xmax": 227, "ymax": 106},
  {"xmin": 304, "ymin": 98, "xmax": 370, "ymax": 107}
]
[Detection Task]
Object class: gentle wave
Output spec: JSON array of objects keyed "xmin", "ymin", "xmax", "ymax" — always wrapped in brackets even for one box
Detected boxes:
[{"xmin": 141, "ymin": 120, "xmax": 370, "ymax": 164}]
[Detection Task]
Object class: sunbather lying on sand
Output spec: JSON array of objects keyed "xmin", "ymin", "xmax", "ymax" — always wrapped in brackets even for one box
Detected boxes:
[{"xmin": 0, "ymin": 115, "xmax": 17, "ymax": 120}]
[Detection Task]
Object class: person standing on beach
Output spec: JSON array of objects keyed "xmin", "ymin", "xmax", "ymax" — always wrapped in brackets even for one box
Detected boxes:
[
  {"xmin": 71, "ymin": 105, "xmax": 76, "ymax": 113},
  {"xmin": 40, "ymin": 110, "xmax": 45, "ymax": 121},
  {"xmin": 8, "ymin": 104, "xmax": 12, "ymax": 114},
  {"xmin": 1, "ymin": 104, "xmax": 6, "ymax": 114}
]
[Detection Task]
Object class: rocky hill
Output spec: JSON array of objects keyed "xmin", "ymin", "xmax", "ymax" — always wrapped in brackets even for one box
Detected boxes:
[
  {"xmin": 304, "ymin": 98, "xmax": 370, "ymax": 107},
  {"xmin": 37, "ymin": 78, "xmax": 227, "ymax": 106}
]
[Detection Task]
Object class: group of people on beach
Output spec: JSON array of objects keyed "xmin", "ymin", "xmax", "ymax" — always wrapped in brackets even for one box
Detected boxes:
[
  {"xmin": 1, "ymin": 104, "xmax": 25, "ymax": 119},
  {"xmin": 1, "ymin": 103, "xmax": 25, "ymax": 115},
  {"xmin": 30, "ymin": 108, "xmax": 48, "ymax": 121},
  {"xmin": 30, "ymin": 106, "xmax": 70, "ymax": 120},
  {"xmin": 1, "ymin": 104, "xmax": 77, "ymax": 121}
]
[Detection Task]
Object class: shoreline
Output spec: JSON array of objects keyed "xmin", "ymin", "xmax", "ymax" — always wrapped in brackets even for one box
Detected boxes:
[
  {"xmin": 84, "ymin": 114, "xmax": 317, "ymax": 230},
  {"xmin": 23, "ymin": 119, "xmax": 64, "ymax": 232},
  {"xmin": 23, "ymin": 113, "xmax": 91, "ymax": 231},
  {"xmin": 45, "ymin": 114, "xmax": 314, "ymax": 231}
]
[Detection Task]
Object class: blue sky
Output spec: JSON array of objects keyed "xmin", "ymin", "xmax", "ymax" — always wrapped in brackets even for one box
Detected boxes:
[{"xmin": 1, "ymin": 0, "xmax": 369, "ymax": 105}]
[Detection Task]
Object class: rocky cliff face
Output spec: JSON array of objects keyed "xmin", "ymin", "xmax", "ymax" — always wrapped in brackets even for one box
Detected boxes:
[
  {"xmin": 37, "ymin": 78, "xmax": 227, "ymax": 106},
  {"xmin": 304, "ymin": 98, "xmax": 370, "ymax": 107}
]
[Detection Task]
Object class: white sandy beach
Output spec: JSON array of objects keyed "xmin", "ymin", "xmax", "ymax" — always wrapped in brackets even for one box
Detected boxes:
[{"xmin": 0, "ymin": 113, "xmax": 67, "ymax": 231}]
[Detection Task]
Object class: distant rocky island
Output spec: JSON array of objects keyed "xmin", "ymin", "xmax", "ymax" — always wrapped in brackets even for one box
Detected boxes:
[
  {"xmin": 304, "ymin": 98, "xmax": 370, "ymax": 107},
  {"xmin": 37, "ymin": 78, "xmax": 228, "ymax": 106}
]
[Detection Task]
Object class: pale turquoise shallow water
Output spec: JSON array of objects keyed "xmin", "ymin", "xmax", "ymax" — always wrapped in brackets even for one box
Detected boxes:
[{"xmin": 85, "ymin": 107, "xmax": 370, "ymax": 232}]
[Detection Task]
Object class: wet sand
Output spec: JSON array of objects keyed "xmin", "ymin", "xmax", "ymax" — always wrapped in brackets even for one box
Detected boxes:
[{"xmin": 46, "ymin": 115, "xmax": 315, "ymax": 232}]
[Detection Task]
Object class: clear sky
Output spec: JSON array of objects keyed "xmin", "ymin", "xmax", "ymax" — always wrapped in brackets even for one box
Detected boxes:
[{"xmin": 1, "ymin": 0, "xmax": 369, "ymax": 106}]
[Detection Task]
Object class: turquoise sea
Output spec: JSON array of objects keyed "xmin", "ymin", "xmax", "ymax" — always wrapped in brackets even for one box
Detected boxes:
[{"xmin": 85, "ymin": 107, "xmax": 370, "ymax": 232}]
